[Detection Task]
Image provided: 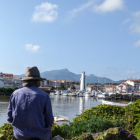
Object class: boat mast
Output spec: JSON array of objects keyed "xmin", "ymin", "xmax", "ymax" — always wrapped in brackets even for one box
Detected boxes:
[
  {"xmin": 66, "ymin": 78, "xmax": 67, "ymax": 90},
  {"xmin": 98, "ymin": 78, "xmax": 99, "ymax": 91},
  {"xmin": 112, "ymin": 80, "xmax": 113, "ymax": 92}
]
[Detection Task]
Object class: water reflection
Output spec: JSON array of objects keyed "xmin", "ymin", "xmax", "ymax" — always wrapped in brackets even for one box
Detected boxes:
[
  {"xmin": 79, "ymin": 97, "xmax": 85, "ymax": 114},
  {"xmin": 0, "ymin": 96, "xmax": 10, "ymax": 126},
  {"xmin": 0, "ymin": 95, "xmax": 102, "ymax": 126}
]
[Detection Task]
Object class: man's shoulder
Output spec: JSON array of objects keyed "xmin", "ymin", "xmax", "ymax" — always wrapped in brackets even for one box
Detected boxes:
[
  {"xmin": 35, "ymin": 87, "xmax": 49, "ymax": 97},
  {"xmin": 12, "ymin": 87, "xmax": 25, "ymax": 95},
  {"xmin": 12, "ymin": 87, "xmax": 49, "ymax": 98}
]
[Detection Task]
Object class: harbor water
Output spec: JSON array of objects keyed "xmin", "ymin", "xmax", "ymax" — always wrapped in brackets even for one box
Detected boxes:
[{"xmin": 0, "ymin": 95, "xmax": 102, "ymax": 127}]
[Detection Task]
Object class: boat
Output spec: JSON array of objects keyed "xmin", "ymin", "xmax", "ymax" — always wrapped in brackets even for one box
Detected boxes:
[
  {"xmin": 85, "ymin": 91, "xmax": 91, "ymax": 97},
  {"xmin": 77, "ymin": 91, "xmax": 85, "ymax": 97},
  {"xmin": 108, "ymin": 92, "xmax": 116, "ymax": 96},
  {"xmin": 50, "ymin": 92, "xmax": 55, "ymax": 95},
  {"xmin": 98, "ymin": 93, "xmax": 106, "ymax": 99},
  {"xmin": 90, "ymin": 91, "xmax": 95, "ymax": 97},
  {"xmin": 54, "ymin": 115, "xmax": 69, "ymax": 122},
  {"xmin": 70, "ymin": 92, "xmax": 77, "ymax": 96},
  {"xmin": 102, "ymin": 99, "xmax": 132, "ymax": 107},
  {"xmin": 62, "ymin": 90, "xmax": 72, "ymax": 96},
  {"xmin": 97, "ymin": 92, "xmax": 109, "ymax": 99},
  {"xmin": 102, "ymin": 92, "xmax": 109, "ymax": 96},
  {"xmin": 55, "ymin": 90, "xmax": 61, "ymax": 95}
]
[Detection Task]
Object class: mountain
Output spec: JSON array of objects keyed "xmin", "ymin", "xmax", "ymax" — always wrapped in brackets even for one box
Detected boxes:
[{"xmin": 14, "ymin": 68, "xmax": 123, "ymax": 84}]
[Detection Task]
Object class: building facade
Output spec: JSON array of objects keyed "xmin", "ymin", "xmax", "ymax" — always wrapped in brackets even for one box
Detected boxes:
[
  {"xmin": 40, "ymin": 78, "xmax": 80, "ymax": 88},
  {"xmin": 0, "ymin": 72, "xmax": 22, "ymax": 88}
]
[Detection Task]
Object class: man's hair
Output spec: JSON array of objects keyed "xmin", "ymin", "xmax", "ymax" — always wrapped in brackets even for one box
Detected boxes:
[{"xmin": 22, "ymin": 80, "xmax": 40, "ymax": 87}]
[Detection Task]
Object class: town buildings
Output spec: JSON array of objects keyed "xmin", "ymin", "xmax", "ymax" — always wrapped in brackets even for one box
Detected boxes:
[
  {"xmin": 0, "ymin": 72, "xmax": 22, "ymax": 88},
  {"xmin": 40, "ymin": 79, "xmax": 80, "ymax": 89},
  {"xmin": 0, "ymin": 72, "xmax": 80, "ymax": 89},
  {"xmin": 87, "ymin": 79, "xmax": 140, "ymax": 93},
  {"xmin": 1, "ymin": 71, "xmax": 140, "ymax": 94},
  {"xmin": 116, "ymin": 79, "xmax": 140, "ymax": 93},
  {"xmin": 87, "ymin": 84, "xmax": 117, "ymax": 92}
]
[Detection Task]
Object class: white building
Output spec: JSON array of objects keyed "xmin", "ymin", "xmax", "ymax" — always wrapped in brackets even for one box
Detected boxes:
[
  {"xmin": 123, "ymin": 79, "xmax": 140, "ymax": 93},
  {"xmin": 0, "ymin": 80, "xmax": 4, "ymax": 87},
  {"xmin": 0, "ymin": 72, "xmax": 22, "ymax": 88},
  {"xmin": 103, "ymin": 85, "xmax": 117, "ymax": 93},
  {"xmin": 13, "ymin": 77, "xmax": 22, "ymax": 88},
  {"xmin": 80, "ymin": 72, "xmax": 87, "ymax": 91},
  {"xmin": 116, "ymin": 82, "xmax": 134, "ymax": 93}
]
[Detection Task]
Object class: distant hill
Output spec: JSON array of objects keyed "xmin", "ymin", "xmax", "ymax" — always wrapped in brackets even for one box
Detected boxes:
[{"xmin": 14, "ymin": 68, "xmax": 124, "ymax": 84}]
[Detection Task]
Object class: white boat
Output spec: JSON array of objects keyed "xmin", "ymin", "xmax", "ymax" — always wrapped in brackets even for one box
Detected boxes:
[
  {"xmin": 90, "ymin": 91, "xmax": 95, "ymax": 97},
  {"xmin": 102, "ymin": 99, "xmax": 132, "ymax": 107},
  {"xmin": 127, "ymin": 93, "xmax": 133, "ymax": 95},
  {"xmin": 77, "ymin": 91, "xmax": 85, "ymax": 97},
  {"xmin": 95, "ymin": 91, "xmax": 100, "ymax": 96},
  {"xmin": 55, "ymin": 91, "xmax": 61, "ymax": 95},
  {"xmin": 98, "ymin": 93, "xmax": 106, "ymax": 99},
  {"xmin": 108, "ymin": 92, "xmax": 116, "ymax": 96},
  {"xmin": 102, "ymin": 92, "xmax": 109, "ymax": 97},
  {"xmin": 50, "ymin": 92, "xmax": 55, "ymax": 95},
  {"xmin": 85, "ymin": 92, "xmax": 91, "ymax": 97},
  {"xmin": 62, "ymin": 90, "xmax": 72, "ymax": 96},
  {"xmin": 70, "ymin": 92, "xmax": 77, "ymax": 96}
]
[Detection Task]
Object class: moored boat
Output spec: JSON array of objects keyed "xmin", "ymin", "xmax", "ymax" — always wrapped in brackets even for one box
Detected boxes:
[
  {"xmin": 85, "ymin": 91, "xmax": 91, "ymax": 97},
  {"xmin": 55, "ymin": 90, "xmax": 61, "ymax": 95},
  {"xmin": 102, "ymin": 99, "xmax": 132, "ymax": 107}
]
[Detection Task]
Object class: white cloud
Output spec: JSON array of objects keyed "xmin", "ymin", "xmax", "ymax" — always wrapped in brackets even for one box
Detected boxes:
[
  {"xmin": 67, "ymin": 0, "xmax": 95, "ymax": 20},
  {"xmin": 94, "ymin": 0, "xmax": 124, "ymax": 13},
  {"xmin": 24, "ymin": 44, "xmax": 40, "ymax": 53},
  {"xmin": 121, "ymin": 71, "xmax": 137, "ymax": 76},
  {"xmin": 122, "ymin": 18, "xmax": 132, "ymax": 25},
  {"xmin": 134, "ymin": 40, "xmax": 140, "ymax": 47},
  {"xmin": 32, "ymin": 2, "xmax": 58, "ymax": 22},
  {"xmin": 129, "ymin": 11, "xmax": 140, "ymax": 34}
]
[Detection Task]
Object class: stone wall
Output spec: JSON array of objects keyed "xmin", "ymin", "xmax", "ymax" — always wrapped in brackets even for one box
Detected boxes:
[{"xmin": 104, "ymin": 94, "xmax": 140, "ymax": 102}]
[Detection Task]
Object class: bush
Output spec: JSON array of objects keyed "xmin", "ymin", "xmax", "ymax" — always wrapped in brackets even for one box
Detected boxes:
[
  {"xmin": 133, "ymin": 121, "xmax": 140, "ymax": 139},
  {"xmin": 0, "ymin": 87, "xmax": 18, "ymax": 94},
  {"xmin": 52, "ymin": 116, "xmax": 126, "ymax": 139},
  {"xmin": 73, "ymin": 104, "xmax": 125, "ymax": 122},
  {"xmin": 73, "ymin": 99, "xmax": 140, "ymax": 138},
  {"xmin": 1, "ymin": 100, "xmax": 140, "ymax": 140},
  {"xmin": 0, "ymin": 123, "xmax": 15, "ymax": 140}
]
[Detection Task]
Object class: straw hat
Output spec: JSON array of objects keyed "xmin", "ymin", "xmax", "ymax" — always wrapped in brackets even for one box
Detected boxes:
[{"xmin": 21, "ymin": 66, "xmax": 43, "ymax": 81}]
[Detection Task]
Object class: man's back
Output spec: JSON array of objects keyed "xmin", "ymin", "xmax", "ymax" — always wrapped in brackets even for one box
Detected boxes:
[{"xmin": 7, "ymin": 85, "xmax": 54, "ymax": 140}]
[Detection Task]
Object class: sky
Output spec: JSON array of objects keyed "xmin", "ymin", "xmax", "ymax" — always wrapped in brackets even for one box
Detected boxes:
[{"xmin": 0, "ymin": 0, "xmax": 140, "ymax": 81}]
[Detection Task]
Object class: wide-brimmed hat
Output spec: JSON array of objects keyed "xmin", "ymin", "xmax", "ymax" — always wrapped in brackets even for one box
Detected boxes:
[{"xmin": 21, "ymin": 66, "xmax": 43, "ymax": 81}]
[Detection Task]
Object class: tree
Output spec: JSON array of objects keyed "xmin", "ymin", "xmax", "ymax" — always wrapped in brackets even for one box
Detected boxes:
[
  {"xmin": 59, "ymin": 84, "xmax": 66, "ymax": 90},
  {"xmin": 71, "ymin": 85, "xmax": 76, "ymax": 90},
  {"xmin": 51, "ymin": 86, "xmax": 55, "ymax": 90}
]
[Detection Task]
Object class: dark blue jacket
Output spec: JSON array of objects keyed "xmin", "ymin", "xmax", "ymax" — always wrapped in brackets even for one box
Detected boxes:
[{"xmin": 7, "ymin": 86, "xmax": 54, "ymax": 140}]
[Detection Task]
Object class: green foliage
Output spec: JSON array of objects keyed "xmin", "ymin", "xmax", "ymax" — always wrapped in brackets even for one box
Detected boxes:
[
  {"xmin": 71, "ymin": 134, "xmax": 93, "ymax": 140},
  {"xmin": 59, "ymin": 84, "xmax": 66, "ymax": 90},
  {"xmin": 73, "ymin": 104, "xmax": 125, "ymax": 122},
  {"xmin": 71, "ymin": 85, "xmax": 76, "ymax": 90},
  {"xmin": 73, "ymin": 99, "xmax": 140, "ymax": 139},
  {"xmin": 0, "ymin": 123, "xmax": 15, "ymax": 140},
  {"xmin": 50, "ymin": 86, "xmax": 55, "ymax": 90},
  {"xmin": 52, "ymin": 116, "xmax": 126, "ymax": 139},
  {"xmin": 1, "ymin": 100, "xmax": 140, "ymax": 140},
  {"xmin": 124, "ymin": 99, "xmax": 140, "ymax": 138},
  {"xmin": 0, "ymin": 87, "xmax": 18, "ymax": 93},
  {"xmin": 95, "ymin": 128, "xmax": 124, "ymax": 140},
  {"xmin": 13, "ymin": 87, "xmax": 18, "ymax": 91},
  {"xmin": 133, "ymin": 121, "xmax": 140, "ymax": 139},
  {"xmin": 124, "ymin": 99, "xmax": 140, "ymax": 127}
]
